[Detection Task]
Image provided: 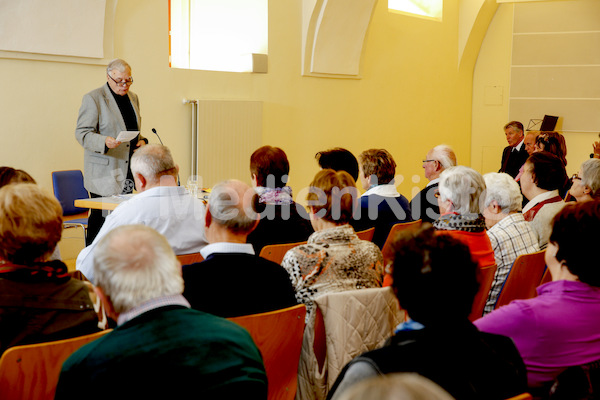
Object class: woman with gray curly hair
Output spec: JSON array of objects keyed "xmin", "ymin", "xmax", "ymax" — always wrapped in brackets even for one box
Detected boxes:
[
  {"xmin": 433, "ymin": 166, "xmax": 495, "ymax": 268},
  {"xmin": 569, "ymin": 158, "xmax": 600, "ymax": 202}
]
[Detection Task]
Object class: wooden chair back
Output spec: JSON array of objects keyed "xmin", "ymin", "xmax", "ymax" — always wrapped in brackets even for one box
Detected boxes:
[
  {"xmin": 355, "ymin": 227, "xmax": 375, "ymax": 241},
  {"xmin": 468, "ymin": 264, "xmax": 497, "ymax": 321},
  {"xmin": 176, "ymin": 252, "xmax": 204, "ymax": 265},
  {"xmin": 381, "ymin": 220, "xmax": 422, "ymax": 286},
  {"xmin": 229, "ymin": 304, "xmax": 306, "ymax": 400},
  {"xmin": 0, "ymin": 330, "xmax": 111, "ymax": 400},
  {"xmin": 259, "ymin": 241, "xmax": 307, "ymax": 265},
  {"xmin": 505, "ymin": 393, "xmax": 532, "ymax": 400},
  {"xmin": 494, "ymin": 250, "xmax": 546, "ymax": 310}
]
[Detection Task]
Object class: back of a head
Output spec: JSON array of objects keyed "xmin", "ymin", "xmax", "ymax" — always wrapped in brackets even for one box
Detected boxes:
[
  {"xmin": 0, "ymin": 183, "xmax": 62, "ymax": 265},
  {"xmin": 250, "ymin": 145, "xmax": 290, "ymax": 188},
  {"xmin": 359, "ymin": 149, "xmax": 396, "ymax": 185},
  {"xmin": 131, "ymin": 144, "xmax": 177, "ymax": 183},
  {"xmin": 391, "ymin": 225, "xmax": 479, "ymax": 325},
  {"xmin": 429, "ymin": 145, "xmax": 457, "ymax": 170},
  {"xmin": 93, "ymin": 225, "xmax": 183, "ymax": 314},
  {"xmin": 315, "ymin": 148, "xmax": 359, "ymax": 182},
  {"xmin": 483, "ymin": 172, "xmax": 523, "ymax": 213},
  {"xmin": 581, "ymin": 158, "xmax": 600, "ymax": 199},
  {"xmin": 209, "ymin": 180, "xmax": 257, "ymax": 233},
  {"xmin": 536, "ymin": 132, "xmax": 567, "ymax": 166},
  {"xmin": 527, "ymin": 151, "xmax": 568, "ymax": 192},
  {"xmin": 0, "ymin": 167, "xmax": 35, "ymax": 188},
  {"xmin": 550, "ymin": 201, "xmax": 600, "ymax": 287},
  {"xmin": 336, "ymin": 373, "xmax": 455, "ymax": 400},
  {"xmin": 307, "ymin": 169, "xmax": 358, "ymax": 225},
  {"xmin": 438, "ymin": 166, "xmax": 486, "ymax": 215}
]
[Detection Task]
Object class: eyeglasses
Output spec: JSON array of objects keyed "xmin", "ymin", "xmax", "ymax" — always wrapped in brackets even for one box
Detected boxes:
[
  {"xmin": 422, "ymin": 159, "xmax": 438, "ymax": 163},
  {"xmin": 108, "ymin": 73, "xmax": 133, "ymax": 87},
  {"xmin": 571, "ymin": 173, "xmax": 582, "ymax": 181}
]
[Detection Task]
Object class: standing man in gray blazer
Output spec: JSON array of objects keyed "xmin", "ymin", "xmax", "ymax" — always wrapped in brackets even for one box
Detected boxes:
[{"xmin": 75, "ymin": 59, "xmax": 147, "ymax": 244}]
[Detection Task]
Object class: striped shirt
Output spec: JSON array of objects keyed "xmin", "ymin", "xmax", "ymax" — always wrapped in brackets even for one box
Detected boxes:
[{"xmin": 484, "ymin": 213, "xmax": 539, "ymax": 314}]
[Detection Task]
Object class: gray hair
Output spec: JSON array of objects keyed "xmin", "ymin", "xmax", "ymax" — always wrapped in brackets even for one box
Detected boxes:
[
  {"xmin": 106, "ymin": 58, "xmax": 131, "ymax": 74},
  {"xmin": 209, "ymin": 180, "xmax": 257, "ymax": 233},
  {"xmin": 131, "ymin": 144, "xmax": 177, "ymax": 184},
  {"xmin": 483, "ymin": 172, "xmax": 523, "ymax": 213},
  {"xmin": 337, "ymin": 373, "xmax": 454, "ymax": 400},
  {"xmin": 581, "ymin": 158, "xmax": 600, "ymax": 198},
  {"xmin": 93, "ymin": 225, "xmax": 183, "ymax": 314},
  {"xmin": 438, "ymin": 166, "xmax": 486, "ymax": 216},
  {"xmin": 429, "ymin": 144, "xmax": 457, "ymax": 169}
]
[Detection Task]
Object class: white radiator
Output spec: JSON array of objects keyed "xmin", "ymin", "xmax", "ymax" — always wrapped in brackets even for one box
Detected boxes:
[{"xmin": 184, "ymin": 100, "xmax": 262, "ymax": 189}]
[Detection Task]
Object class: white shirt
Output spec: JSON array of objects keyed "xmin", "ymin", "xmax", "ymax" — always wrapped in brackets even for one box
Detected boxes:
[
  {"xmin": 361, "ymin": 184, "xmax": 400, "ymax": 198},
  {"xmin": 427, "ymin": 177, "xmax": 440, "ymax": 187},
  {"xmin": 200, "ymin": 242, "xmax": 255, "ymax": 258},
  {"xmin": 76, "ymin": 186, "xmax": 208, "ymax": 283},
  {"xmin": 522, "ymin": 190, "xmax": 560, "ymax": 215},
  {"xmin": 513, "ymin": 138, "xmax": 525, "ymax": 152}
]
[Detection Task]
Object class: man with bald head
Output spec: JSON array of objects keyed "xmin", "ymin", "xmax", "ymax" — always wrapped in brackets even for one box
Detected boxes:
[
  {"xmin": 411, "ymin": 145, "xmax": 457, "ymax": 223},
  {"xmin": 182, "ymin": 179, "xmax": 297, "ymax": 318},
  {"xmin": 56, "ymin": 225, "xmax": 267, "ymax": 399}
]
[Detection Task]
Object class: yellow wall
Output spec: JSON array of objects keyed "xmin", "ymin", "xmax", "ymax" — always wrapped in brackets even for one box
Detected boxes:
[{"xmin": 0, "ymin": 0, "xmax": 480, "ymax": 201}]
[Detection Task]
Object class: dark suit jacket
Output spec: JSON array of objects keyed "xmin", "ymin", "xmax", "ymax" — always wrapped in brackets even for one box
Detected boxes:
[
  {"xmin": 409, "ymin": 182, "xmax": 440, "ymax": 224},
  {"xmin": 182, "ymin": 253, "xmax": 298, "ymax": 318},
  {"xmin": 247, "ymin": 202, "xmax": 313, "ymax": 254},
  {"xmin": 354, "ymin": 194, "xmax": 412, "ymax": 249},
  {"xmin": 499, "ymin": 145, "xmax": 529, "ymax": 179}
]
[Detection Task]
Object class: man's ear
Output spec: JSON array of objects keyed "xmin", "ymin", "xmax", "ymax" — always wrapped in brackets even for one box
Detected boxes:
[
  {"xmin": 135, "ymin": 173, "xmax": 147, "ymax": 190},
  {"xmin": 205, "ymin": 206, "xmax": 212, "ymax": 229},
  {"xmin": 94, "ymin": 286, "xmax": 119, "ymax": 321}
]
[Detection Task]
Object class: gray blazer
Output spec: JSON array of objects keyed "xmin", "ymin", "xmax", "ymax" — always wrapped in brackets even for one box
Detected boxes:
[{"xmin": 75, "ymin": 84, "xmax": 143, "ymax": 196}]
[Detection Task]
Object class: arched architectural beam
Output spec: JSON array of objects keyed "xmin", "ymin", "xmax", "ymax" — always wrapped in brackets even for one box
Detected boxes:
[{"xmin": 302, "ymin": 0, "xmax": 377, "ymax": 78}]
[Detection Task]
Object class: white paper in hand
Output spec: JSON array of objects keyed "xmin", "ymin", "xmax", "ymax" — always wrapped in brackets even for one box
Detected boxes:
[{"xmin": 116, "ymin": 130, "xmax": 140, "ymax": 142}]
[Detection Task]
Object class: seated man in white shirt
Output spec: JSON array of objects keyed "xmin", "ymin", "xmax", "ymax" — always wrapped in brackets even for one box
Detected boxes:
[
  {"xmin": 354, "ymin": 148, "xmax": 412, "ymax": 248},
  {"xmin": 76, "ymin": 144, "xmax": 207, "ymax": 283}
]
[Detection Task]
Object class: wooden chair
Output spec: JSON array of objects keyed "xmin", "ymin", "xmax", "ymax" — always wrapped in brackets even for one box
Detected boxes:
[
  {"xmin": 381, "ymin": 220, "xmax": 422, "ymax": 286},
  {"xmin": 355, "ymin": 227, "xmax": 375, "ymax": 241},
  {"xmin": 259, "ymin": 241, "xmax": 307, "ymax": 265},
  {"xmin": 468, "ymin": 264, "xmax": 497, "ymax": 321},
  {"xmin": 229, "ymin": 304, "xmax": 306, "ymax": 400},
  {"xmin": 494, "ymin": 250, "xmax": 546, "ymax": 310},
  {"xmin": 0, "ymin": 329, "xmax": 111, "ymax": 400},
  {"xmin": 176, "ymin": 252, "xmax": 204, "ymax": 265},
  {"xmin": 505, "ymin": 393, "xmax": 532, "ymax": 400}
]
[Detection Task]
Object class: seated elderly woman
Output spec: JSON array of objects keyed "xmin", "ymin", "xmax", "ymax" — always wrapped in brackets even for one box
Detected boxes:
[
  {"xmin": 481, "ymin": 173, "xmax": 539, "ymax": 314},
  {"xmin": 569, "ymin": 158, "xmax": 600, "ymax": 202},
  {"xmin": 475, "ymin": 201, "xmax": 600, "ymax": 394},
  {"xmin": 0, "ymin": 184, "xmax": 105, "ymax": 355},
  {"xmin": 281, "ymin": 169, "xmax": 384, "ymax": 321},
  {"xmin": 433, "ymin": 165, "xmax": 495, "ymax": 268},
  {"xmin": 520, "ymin": 152, "xmax": 569, "ymax": 248},
  {"xmin": 328, "ymin": 225, "xmax": 527, "ymax": 400},
  {"xmin": 534, "ymin": 131, "xmax": 567, "ymax": 166}
]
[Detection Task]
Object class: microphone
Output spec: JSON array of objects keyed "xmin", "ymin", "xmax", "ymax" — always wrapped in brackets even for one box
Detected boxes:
[
  {"xmin": 151, "ymin": 128, "xmax": 164, "ymax": 145},
  {"xmin": 151, "ymin": 128, "xmax": 180, "ymax": 186}
]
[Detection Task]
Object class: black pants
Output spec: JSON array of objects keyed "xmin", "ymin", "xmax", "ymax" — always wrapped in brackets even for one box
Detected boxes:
[{"xmin": 86, "ymin": 193, "xmax": 106, "ymax": 246}]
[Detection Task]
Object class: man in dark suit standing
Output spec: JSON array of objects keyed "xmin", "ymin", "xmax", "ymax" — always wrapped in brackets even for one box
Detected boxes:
[
  {"xmin": 410, "ymin": 144, "xmax": 456, "ymax": 224},
  {"xmin": 499, "ymin": 121, "xmax": 529, "ymax": 179}
]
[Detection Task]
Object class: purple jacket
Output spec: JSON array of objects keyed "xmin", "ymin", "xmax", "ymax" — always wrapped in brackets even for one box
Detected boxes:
[{"xmin": 474, "ymin": 280, "xmax": 600, "ymax": 388}]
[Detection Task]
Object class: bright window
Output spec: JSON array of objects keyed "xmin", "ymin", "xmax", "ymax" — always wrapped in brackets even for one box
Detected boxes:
[
  {"xmin": 388, "ymin": 0, "xmax": 443, "ymax": 21},
  {"xmin": 169, "ymin": 0, "xmax": 268, "ymax": 72}
]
